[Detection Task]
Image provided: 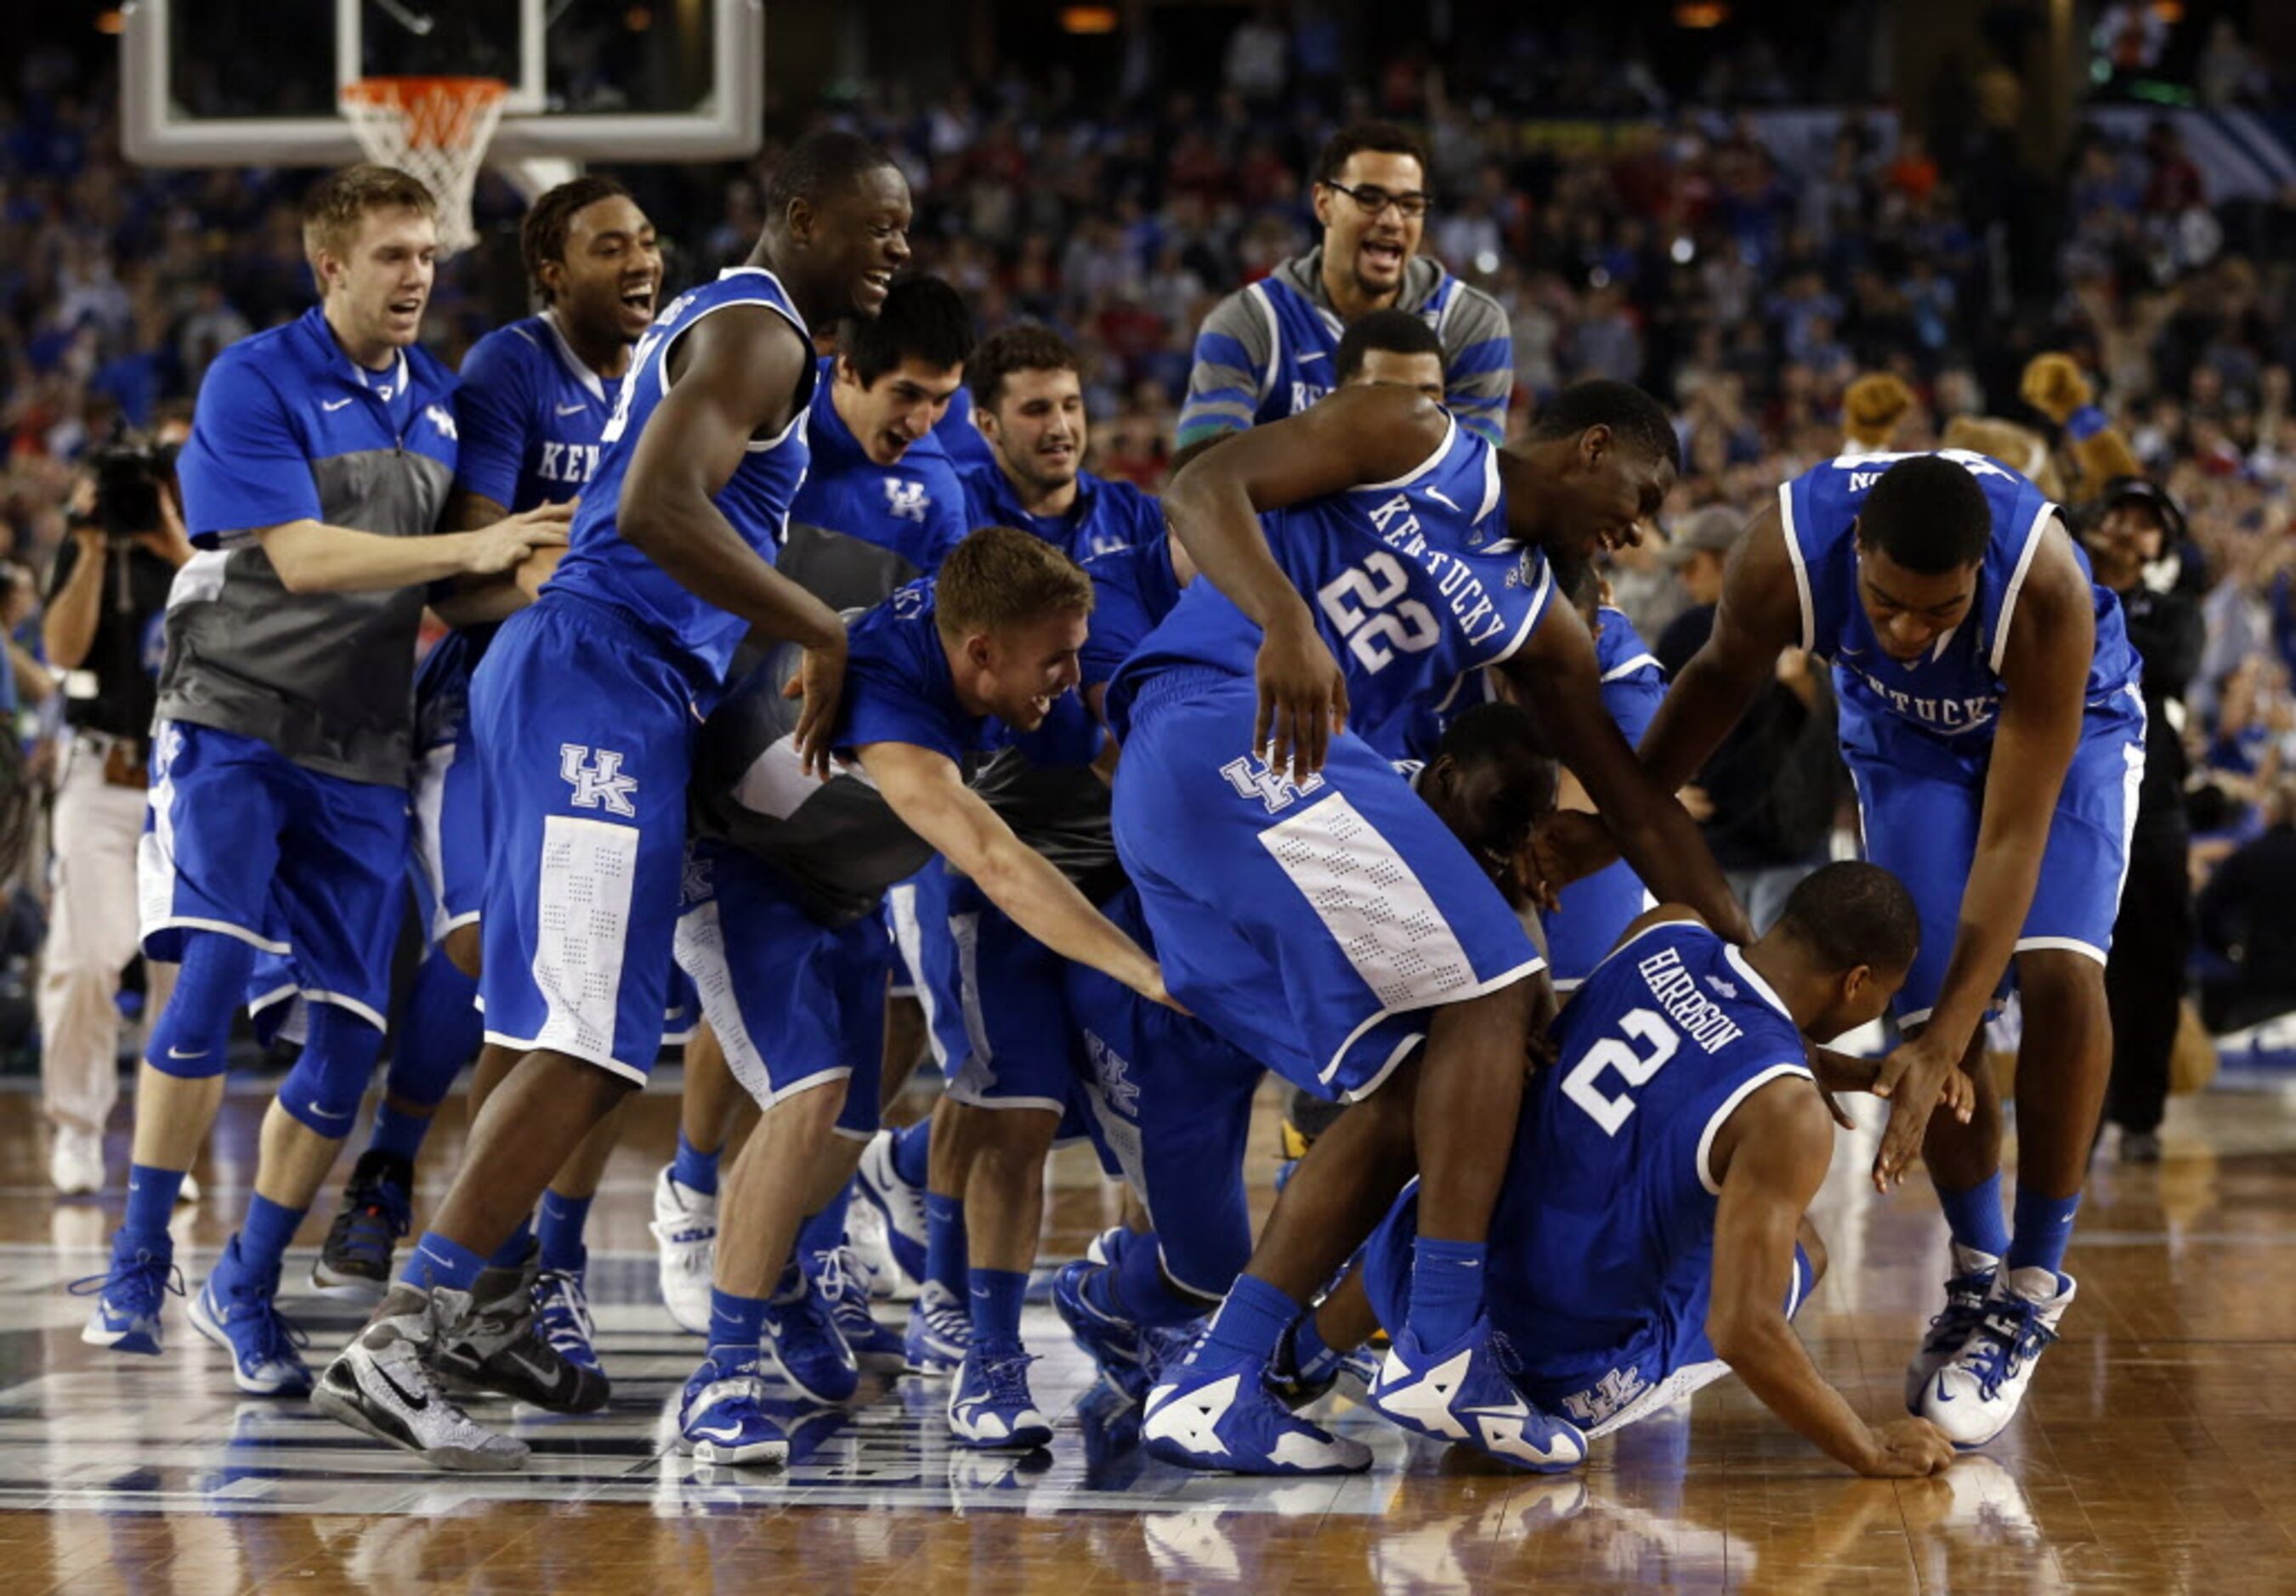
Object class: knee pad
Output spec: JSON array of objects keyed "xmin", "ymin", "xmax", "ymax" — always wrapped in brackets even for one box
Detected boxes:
[
  {"xmin": 278, "ymin": 1002, "xmax": 386, "ymax": 1135},
  {"xmin": 147, "ymin": 930, "xmax": 259, "ymax": 1078}
]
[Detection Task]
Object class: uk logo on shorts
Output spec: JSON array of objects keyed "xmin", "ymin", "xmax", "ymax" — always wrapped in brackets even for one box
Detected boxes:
[
  {"xmin": 1561, "ymin": 1365, "xmax": 1648, "ymax": 1428},
  {"xmin": 1218, "ymin": 753, "xmax": 1326, "ymax": 815},
  {"xmin": 560, "ymin": 744, "xmax": 638, "ymax": 817}
]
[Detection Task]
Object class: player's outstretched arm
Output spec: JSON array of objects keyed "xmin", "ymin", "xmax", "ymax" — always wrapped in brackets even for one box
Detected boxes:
[
  {"xmin": 431, "ymin": 489, "xmax": 565, "ymax": 627},
  {"xmin": 616, "ymin": 304, "xmax": 845, "ymax": 656},
  {"xmin": 1871, "ymin": 524, "xmax": 2093, "ymax": 1186},
  {"xmin": 859, "ymin": 740, "xmax": 1175, "ymax": 1009},
  {"xmin": 1504, "ymin": 602, "xmax": 1755, "ymax": 943},
  {"xmin": 1162, "ymin": 385, "xmax": 1445, "ymax": 778},
  {"xmin": 254, "ymin": 500, "xmax": 571, "ymax": 596},
  {"xmin": 1708, "ymin": 1082, "xmax": 1955, "ymax": 1478}
]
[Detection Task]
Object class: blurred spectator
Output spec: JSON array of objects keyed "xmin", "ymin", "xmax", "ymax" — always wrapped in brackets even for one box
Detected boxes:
[{"xmin": 2198, "ymin": 778, "xmax": 2296, "ymax": 1033}]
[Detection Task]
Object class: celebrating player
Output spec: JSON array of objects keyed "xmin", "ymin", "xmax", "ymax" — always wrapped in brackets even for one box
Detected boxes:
[{"xmin": 311, "ymin": 132, "xmax": 905, "ymax": 1471}]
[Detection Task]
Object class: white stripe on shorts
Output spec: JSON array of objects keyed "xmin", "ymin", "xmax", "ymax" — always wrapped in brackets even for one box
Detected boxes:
[{"xmin": 529, "ymin": 814, "xmax": 638, "ymax": 1071}]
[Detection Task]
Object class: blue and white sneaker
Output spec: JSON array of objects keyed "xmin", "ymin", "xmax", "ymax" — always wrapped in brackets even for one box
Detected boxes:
[
  {"xmin": 534, "ymin": 1267, "xmax": 604, "ymax": 1377},
  {"xmin": 854, "ymin": 1130, "xmax": 928, "ymax": 1290},
  {"xmin": 948, "ymin": 1339, "xmax": 1054, "ymax": 1451},
  {"xmin": 1086, "ymin": 1225, "xmax": 1132, "ymax": 1269},
  {"xmin": 678, "ymin": 1351, "xmax": 791, "ymax": 1468},
  {"xmin": 904, "ymin": 1281, "xmax": 970, "ymax": 1378},
  {"xmin": 809, "ymin": 1246, "xmax": 906, "ymax": 1373},
  {"xmin": 72, "ymin": 1229, "xmax": 183, "ymax": 1355},
  {"xmin": 188, "ymin": 1237, "xmax": 313, "ymax": 1396},
  {"xmin": 1142, "ymin": 1358, "xmax": 1371, "ymax": 1474},
  {"xmin": 311, "ymin": 1149, "xmax": 414, "ymax": 1305},
  {"xmin": 1052, "ymin": 1259, "xmax": 1155, "ymax": 1405},
  {"xmin": 1368, "ymin": 1321, "xmax": 1585, "ymax": 1473},
  {"xmin": 764, "ymin": 1271, "xmax": 859, "ymax": 1404},
  {"xmin": 1904, "ymin": 1244, "xmax": 2000, "ymax": 1410},
  {"xmin": 1919, "ymin": 1266, "xmax": 2075, "ymax": 1449}
]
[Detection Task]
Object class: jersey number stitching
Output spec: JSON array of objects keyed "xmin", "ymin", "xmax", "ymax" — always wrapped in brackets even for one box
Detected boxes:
[
  {"xmin": 1562, "ymin": 1007, "xmax": 1681, "ymax": 1136},
  {"xmin": 1315, "ymin": 552, "xmax": 1440, "ymax": 674}
]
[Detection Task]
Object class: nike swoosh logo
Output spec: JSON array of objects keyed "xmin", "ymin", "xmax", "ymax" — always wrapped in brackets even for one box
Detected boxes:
[
  {"xmin": 1298, "ymin": 352, "xmax": 1327, "ymax": 364},
  {"xmin": 1425, "ymin": 486, "xmax": 1462, "ymax": 512},
  {"xmin": 307, "ymin": 1101, "xmax": 353, "ymax": 1123},
  {"xmin": 167, "ymin": 1046, "xmax": 207, "ymax": 1061},
  {"xmin": 321, "ymin": 398, "xmax": 355, "ymax": 412},
  {"xmin": 375, "ymin": 1362, "xmax": 431, "ymax": 1412},
  {"xmin": 692, "ymin": 1421, "xmax": 747, "ymax": 1441},
  {"xmin": 556, "ymin": 403, "xmax": 587, "ymax": 416}
]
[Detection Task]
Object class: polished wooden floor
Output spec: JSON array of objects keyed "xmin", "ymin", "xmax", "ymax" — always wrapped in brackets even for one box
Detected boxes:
[{"xmin": 3, "ymin": 1072, "xmax": 2294, "ymax": 1594}]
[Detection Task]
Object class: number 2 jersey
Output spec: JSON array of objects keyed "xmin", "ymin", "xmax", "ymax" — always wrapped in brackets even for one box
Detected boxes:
[
  {"xmin": 1107, "ymin": 414, "xmax": 1552, "ymax": 759},
  {"xmin": 1781, "ymin": 450, "xmax": 2140, "ymax": 748},
  {"xmin": 1475, "ymin": 918, "xmax": 1810, "ymax": 1411}
]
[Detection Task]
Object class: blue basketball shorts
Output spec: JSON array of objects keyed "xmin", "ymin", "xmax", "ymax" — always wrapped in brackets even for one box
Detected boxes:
[
  {"xmin": 1066, "ymin": 886, "xmax": 1265, "ymax": 1298},
  {"xmin": 411, "ymin": 722, "xmax": 485, "ymax": 948},
  {"xmin": 472, "ymin": 593, "xmax": 698, "ymax": 1083},
  {"xmin": 886, "ymin": 863, "xmax": 967, "ymax": 1073},
  {"xmin": 944, "ymin": 880, "xmax": 1080, "ymax": 1114},
  {"xmin": 675, "ymin": 839, "xmax": 891, "ymax": 1139},
  {"xmin": 1845, "ymin": 688, "xmax": 2146, "ymax": 1027},
  {"xmin": 1110, "ymin": 670, "xmax": 1543, "ymax": 1102},
  {"xmin": 139, "ymin": 721, "xmax": 408, "ymax": 1031}
]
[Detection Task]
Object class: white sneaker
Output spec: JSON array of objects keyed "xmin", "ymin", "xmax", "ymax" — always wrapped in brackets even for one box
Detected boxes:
[
  {"xmin": 650, "ymin": 1165, "xmax": 717, "ymax": 1335},
  {"xmin": 844, "ymin": 1195, "xmax": 909, "ymax": 1301},
  {"xmin": 179, "ymin": 1171, "xmax": 201, "ymax": 1206},
  {"xmin": 1903, "ymin": 1244, "xmax": 1998, "ymax": 1409},
  {"xmin": 49, "ymin": 1127, "xmax": 104, "ymax": 1197},
  {"xmin": 312, "ymin": 1282, "xmax": 529, "ymax": 1473},
  {"xmin": 1919, "ymin": 1266, "xmax": 2075, "ymax": 1448},
  {"xmin": 854, "ymin": 1130, "xmax": 928, "ymax": 1293}
]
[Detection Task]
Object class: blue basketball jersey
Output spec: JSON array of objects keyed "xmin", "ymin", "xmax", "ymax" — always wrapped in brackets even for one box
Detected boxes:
[
  {"xmin": 1781, "ymin": 450, "xmax": 2140, "ymax": 744},
  {"xmin": 1255, "ymin": 269, "xmax": 1465, "ymax": 422},
  {"xmin": 958, "ymin": 461, "xmax": 1162, "ymax": 563},
  {"xmin": 794, "ymin": 356, "xmax": 969, "ymax": 572},
  {"xmin": 933, "ymin": 384, "xmax": 1001, "ymax": 475},
  {"xmin": 452, "ymin": 313, "xmax": 624, "ymax": 514},
  {"xmin": 1489, "ymin": 920, "xmax": 1811, "ymax": 1396},
  {"xmin": 1110, "ymin": 416, "xmax": 1551, "ymax": 761},
  {"xmin": 547, "ymin": 268, "xmax": 813, "ymax": 685}
]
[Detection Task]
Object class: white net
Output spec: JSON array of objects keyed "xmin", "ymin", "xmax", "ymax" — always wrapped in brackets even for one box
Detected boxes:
[{"xmin": 339, "ymin": 78, "xmax": 509, "ymax": 257}]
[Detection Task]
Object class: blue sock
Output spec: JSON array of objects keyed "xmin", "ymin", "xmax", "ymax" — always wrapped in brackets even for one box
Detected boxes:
[
  {"xmin": 123, "ymin": 1163, "xmax": 184, "ymax": 1238},
  {"xmin": 1284, "ymin": 1311, "xmax": 1341, "ymax": 1384},
  {"xmin": 891, "ymin": 1120, "xmax": 932, "ymax": 1187},
  {"xmin": 707, "ymin": 1288, "xmax": 771, "ymax": 1360},
  {"xmin": 970, "ymin": 1266, "xmax": 1029, "ymax": 1350},
  {"xmin": 1192, "ymin": 1274, "xmax": 1301, "ymax": 1369},
  {"xmin": 2005, "ymin": 1186, "xmax": 2081, "ymax": 1278},
  {"xmin": 236, "ymin": 1193, "xmax": 305, "ymax": 1276},
  {"xmin": 925, "ymin": 1193, "xmax": 967, "ymax": 1301},
  {"xmin": 400, "ymin": 1231, "xmax": 486, "ymax": 1293},
  {"xmin": 1408, "ymin": 1237, "xmax": 1488, "ymax": 1348},
  {"xmin": 797, "ymin": 1183, "xmax": 851, "ymax": 1260},
  {"xmin": 366, "ymin": 1101, "xmax": 432, "ymax": 1164},
  {"xmin": 672, "ymin": 1129, "xmax": 720, "ymax": 1197},
  {"xmin": 487, "ymin": 1215, "xmax": 534, "ymax": 1270},
  {"xmin": 1093, "ymin": 1231, "xmax": 1203, "ymax": 1328},
  {"xmin": 536, "ymin": 1191, "xmax": 593, "ymax": 1273},
  {"xmin": 1935, "ymin": 1171, "xmax": 2010, "ymax": 1259}
]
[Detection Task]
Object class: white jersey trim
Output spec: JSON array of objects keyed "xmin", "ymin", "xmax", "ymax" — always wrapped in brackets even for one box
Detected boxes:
[
  {"xmin": 1696, "ymin": 1062, "xmax": 1814, "ymax": 1197},
  {"xmin": 1987, "ymin": 497, "xmax": 2060, "ymax": 676},
  {"xmin": 1601, "ymin": 650, "xmax": 1660, "ymax": 683},
  {"xmin": 1775, "ymin": 480, "xmax": 1818, "ymax": 657},
  {"xmin": 1723, "ymin": 944, "xmax": 1795, "ymax": 1022},
  {"xmin": 538, "ymin": 309, "xmax": 609, "ymax": 405},
  {"xmin": 655, "ymin": 278, "xmax": 811, "ymax": 456},
  {"xmin": 1354, "ymin": 412, "xmax": 1460, "ymax": 493},
  {"xmin": 1485, "ymin": 550, "xmax": 1555, "ymax": 669}
]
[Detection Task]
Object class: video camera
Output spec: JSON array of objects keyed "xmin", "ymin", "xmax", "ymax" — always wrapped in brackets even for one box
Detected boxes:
[{"xmin": 87, "ymin": 437, "xmax": 181, "ymax": 540}]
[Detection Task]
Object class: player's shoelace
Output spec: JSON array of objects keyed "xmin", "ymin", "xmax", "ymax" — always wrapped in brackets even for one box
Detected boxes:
[
  {"xmin": 535, "ymin": 1270, "xmax": 598, "ymax": 1364},
  {"xmin": 68, "ymin": 1248, "xmax": 185, "ymax": 1314},
  {"xmin": 1919, "ymin": 1267, "xmax": 1996, "ymax": 1361},
  {"xmin": 1954, "ymin": 1298, "xmax": 2061, "ymax": 1399},
  {"xmin": 973, "ymin": 1344, "xmax": 1041, "ymax": 1406},
  {"xmin": 222, "ymin": 1288, "xmax": 313, "ymax": 1368}
]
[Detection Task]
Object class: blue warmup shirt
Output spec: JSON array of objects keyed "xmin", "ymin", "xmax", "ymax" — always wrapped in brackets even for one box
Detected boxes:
[
  {"xmin": 959, "ymin": 460, "xmax": 1162, "ymax": 563},
  {"xmin": 792, "ymin": 356, "xmax": 970, "ymax": 572},
  {"xmin": 1080, "ymin": 531, "xmax": 1184, "ymax": 693},
  {"xmin": 547, "ymin": 267, "xmax": 813, "ymax": 687},
  {"xmin": 164, "ymin": 305, "xmax": 458, "ymax": 783}
]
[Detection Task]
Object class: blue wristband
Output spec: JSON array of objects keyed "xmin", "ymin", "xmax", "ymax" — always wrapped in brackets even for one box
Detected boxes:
[{"xmin": 2066, "ymin": 405, "xmax": 2108, "ymax": 442}]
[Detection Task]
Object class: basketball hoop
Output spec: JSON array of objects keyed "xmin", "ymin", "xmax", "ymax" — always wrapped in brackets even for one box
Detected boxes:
[{"xmin": 340, "ymin": 77, "xmax": 509, "ymax": 257}]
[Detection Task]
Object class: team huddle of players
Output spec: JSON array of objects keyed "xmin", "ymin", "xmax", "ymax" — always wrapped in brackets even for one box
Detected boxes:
[{"xmin": 75, "ymin": 126, "xmax": 2147, "ymax": 1488}]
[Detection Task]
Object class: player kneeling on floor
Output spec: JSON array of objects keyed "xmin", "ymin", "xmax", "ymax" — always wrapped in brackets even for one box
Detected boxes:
[{"xmin": 1301, "ymin": 863, "xmax": 1963, "ymax": 1477}]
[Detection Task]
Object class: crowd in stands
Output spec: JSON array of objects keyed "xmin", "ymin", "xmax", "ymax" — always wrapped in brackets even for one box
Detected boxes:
[{"xmin": 2, "ymin": 14, "xmax": 2294, "ymax": 1033}]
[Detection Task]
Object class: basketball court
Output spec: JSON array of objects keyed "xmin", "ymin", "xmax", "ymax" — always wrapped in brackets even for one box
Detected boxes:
[{"xmin": 12, "ymin": 4, "xmax": 2291, "ymax": 1591}]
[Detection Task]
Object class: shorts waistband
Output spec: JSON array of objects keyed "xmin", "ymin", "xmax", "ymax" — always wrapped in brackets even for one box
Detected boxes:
[{"xmin": 1118, "ymin": 664, "xmax": 1241, "ymax": 724}]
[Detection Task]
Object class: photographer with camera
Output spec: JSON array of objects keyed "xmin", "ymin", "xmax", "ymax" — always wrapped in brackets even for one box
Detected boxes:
[{"xmin": 37, "ymin": 405, "xmax": 195, "ymax": 1196}]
